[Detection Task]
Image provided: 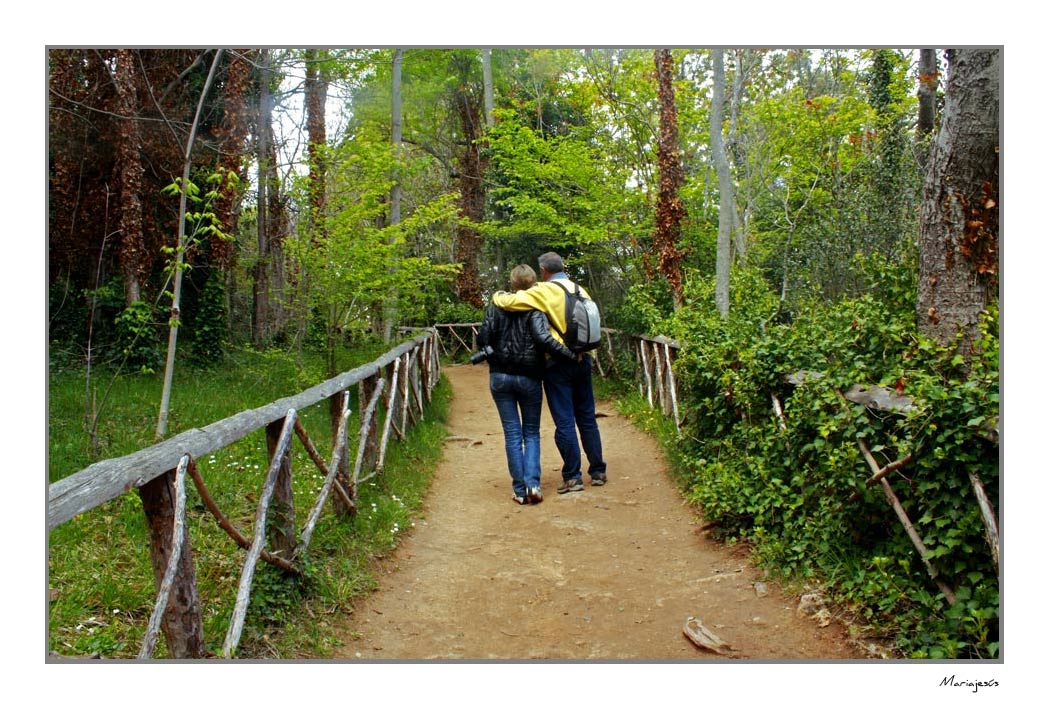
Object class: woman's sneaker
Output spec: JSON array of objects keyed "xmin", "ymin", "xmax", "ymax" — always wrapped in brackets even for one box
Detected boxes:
[
  {"xmin": 527, "ymin": 486, "xmax": 544, "ymax": 504},
  {"xmin": 512, "ymin": 493, "xmax": 527, "ymax": 505},
  {"xmin": 557, "ymin": 478, "xmax": 584, "ymax": 494}
]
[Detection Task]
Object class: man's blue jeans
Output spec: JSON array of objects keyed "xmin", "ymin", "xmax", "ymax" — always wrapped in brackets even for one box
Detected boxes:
[
  {"xmin": 543, "ymin": 354, "xmax": 606, "ymax": 482},
  {"xmin": 489, "ymin": 372, "xmax": 544, "ymax": 497}
]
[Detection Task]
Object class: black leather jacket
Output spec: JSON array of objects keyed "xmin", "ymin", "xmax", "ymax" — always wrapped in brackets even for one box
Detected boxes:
[{"xmin": 477, "ymin": 305, "xmax": 575, "ymax": 378}]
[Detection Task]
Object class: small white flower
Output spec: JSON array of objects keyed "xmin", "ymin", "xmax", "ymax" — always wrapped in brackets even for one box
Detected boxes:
[{"xmin": 112, "ymin": 608, "xmax": 120, "ymax": 615}]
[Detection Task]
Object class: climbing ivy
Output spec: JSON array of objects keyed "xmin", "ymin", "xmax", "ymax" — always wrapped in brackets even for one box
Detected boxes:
[{"xmin": 657, "ymin": 259, "xmax": 999, "ymax": 658}]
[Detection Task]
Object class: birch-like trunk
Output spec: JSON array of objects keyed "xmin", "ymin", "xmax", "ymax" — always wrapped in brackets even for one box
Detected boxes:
[
  {"xmin": 482, "ymin": 48, "xmax": 494, "ymax": 128},
  {"xmin": 382, "ymin": 48, "xmax": 404, "ymax": 342},
  {"xmin": 155, "ymin": 49, "xmax": 223, "ymax": 440},
  {"xmin": 252, "ymin": 49, "xmax": 273, "ymax": 346},
  {"xmin": 711, "ymin": 49, "xmax": 734, "ymax": 319}
]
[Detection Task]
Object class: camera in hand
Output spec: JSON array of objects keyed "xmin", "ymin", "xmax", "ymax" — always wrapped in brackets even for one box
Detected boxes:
[{"xmin": 470, "ymin": 345, "xmax": 494, "ymax": 365}]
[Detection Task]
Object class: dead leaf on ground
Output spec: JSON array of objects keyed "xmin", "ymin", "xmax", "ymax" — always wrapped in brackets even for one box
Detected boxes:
[{"xmin": 683, "ymin": 616, "xmax": 734, "ymax": 655}]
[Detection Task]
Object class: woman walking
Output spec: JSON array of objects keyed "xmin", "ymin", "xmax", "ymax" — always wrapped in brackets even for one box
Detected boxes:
[{"xmin": 476, "ymin": 265, "xmax": 576, "ymax": 504}]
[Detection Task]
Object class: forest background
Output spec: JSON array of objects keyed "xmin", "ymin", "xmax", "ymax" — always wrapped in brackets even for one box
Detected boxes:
[{"xmin": 18, "ymin": 1, "xmax": 1040, "ymax": 704}]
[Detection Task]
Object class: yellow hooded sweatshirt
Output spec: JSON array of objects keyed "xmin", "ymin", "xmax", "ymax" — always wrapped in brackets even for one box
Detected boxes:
[{"xmin": 491, "ymin": 277, "xmax": 592, "ymax": 347}]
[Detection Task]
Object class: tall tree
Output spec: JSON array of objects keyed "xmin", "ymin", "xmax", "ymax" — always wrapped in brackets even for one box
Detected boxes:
[
  {"xmin": 482, "ymin": 48, "xmax": 495, "ymax": 129},
  {"xmin": 113, "ymin": 49, "xmax": 147, "ymax": 305},
  {"xmin": 252, "ymin": 50, "xmax": 291, "ymax": 345},
  {"xmin": 450, "ymin": 51, "xmax": 487, "ymax": 309},
  {"xmin": 382, "ymin": 48, "xmax": 405, "ymax": 342},
  {"xmin": 653, "ymin": 48, "xmax": 686, "ymax": 308},
  {"xmin": 213, "ymin": 50, "xmax": 253, "ymax": 270},
  {"xmin": 214, "ymin": 49, "xmax": 254, "ymax": 337},
  {"xmin": 305, "ymin": 49, "xmax": 329, "ymax": 239},
  {"xmin": 917, "ymin": 48, "xmax": 999, "ymax": 355},
  {"xmin": 253, "ymin": 49, "xmax": 274, "ymax": 345},
  {"xmin": 156, "ymin": 49, "xmax": 225, "ymax": 440},
  {"xmin": 711, "ymin": 48, "xmax": 734, "ymax": 318}
]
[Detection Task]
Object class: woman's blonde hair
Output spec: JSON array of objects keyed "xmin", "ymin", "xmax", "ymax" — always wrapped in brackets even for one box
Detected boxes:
[{"xmin": 510, "ymin": 264, "xmax": 537, "ymax": 292}]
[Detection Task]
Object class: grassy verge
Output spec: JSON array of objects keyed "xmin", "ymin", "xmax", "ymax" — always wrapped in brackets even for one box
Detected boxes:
[{"xmin": 48, "ymin": 344, "xmax": 450, "ymax": 659}]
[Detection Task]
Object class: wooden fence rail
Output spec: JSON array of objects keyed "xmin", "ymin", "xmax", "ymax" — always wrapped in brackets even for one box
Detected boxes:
[{"xmin": 48, "ymin": 329, "xmax": 441, "ymax": 659}]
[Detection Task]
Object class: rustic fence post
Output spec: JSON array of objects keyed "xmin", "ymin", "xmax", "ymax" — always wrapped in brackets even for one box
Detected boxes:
[
  {"xmin": 420, "ymin": 336, "xmax": 433, "ymax": 404},
  {"xmin": 266, "ymin": 417, "xmax": 297, "ymax": 559},
  {"xmin": 640, "ymin": 340, "xmax": 654, "ymax": 407},
  {"xmin": 330, "ymin": 390, "xmax": 353, "ymax": 516},
  {"xmin": 358, "ymin": 375, "xmax": 380, "ymax": 482},
  {"xmin": 431, "ymin": 330, "xmax": 442, "ymax": 389},
  {"xmin": 138, "ymin": 467, "xmax": 206, "ymax": 658}
]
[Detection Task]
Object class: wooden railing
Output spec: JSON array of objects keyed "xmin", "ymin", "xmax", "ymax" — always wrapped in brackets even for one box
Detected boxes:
[
  {"xmin": 429, "ymin": 323, "xmax": 681, "ymax": 427},
  {"xmin": 48, "ymin": 329, "xmax": 441, "ymax": 659}
]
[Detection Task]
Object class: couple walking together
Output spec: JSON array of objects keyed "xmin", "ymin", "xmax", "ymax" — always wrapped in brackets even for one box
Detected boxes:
[{"xmin": 476, "ymin": 252, "xmax": 607, "ymax": 505}]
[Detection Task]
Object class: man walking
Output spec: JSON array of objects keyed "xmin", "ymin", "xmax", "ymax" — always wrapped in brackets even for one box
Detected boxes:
[{"xmin": 492, "ymin": 252, "xmax": 607, "ymax": 493}]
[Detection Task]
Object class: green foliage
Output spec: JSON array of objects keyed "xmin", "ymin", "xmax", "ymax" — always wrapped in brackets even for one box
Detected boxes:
[
  {"xmin": 186, "ymin": 269, "xmax": 229, "ymax": 365},
  {"xmin": 435, "ymin": 300, "xmax": 484, "ymax": 325},
  {"xmin": 115, "ymin": 300, "xmax": 163, "ymax": 373},
  {"xmin": 609, "ymin": 277, "xmax": 676, "ymax": 337},
  {"xmin": 484, "ymin": 109, "xmax": 617, "ymax": 248},
  {"xmin": 287, "ymin": 133, "xmax": 460, "ymax": 371},
  {"xmin": 649, "ymin": 263, "xmax": 999, "ymax": 658}
]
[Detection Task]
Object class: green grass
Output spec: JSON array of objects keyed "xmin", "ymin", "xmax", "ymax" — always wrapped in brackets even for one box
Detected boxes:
[{"xmin": 48, "ymin": 344, "xmax": 450, "ymax": 659}]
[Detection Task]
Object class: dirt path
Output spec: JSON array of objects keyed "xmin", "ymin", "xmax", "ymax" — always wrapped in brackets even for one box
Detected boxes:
[{"xmin": 333, "ymin": 363, "xmax": 863, "ymax": 660}]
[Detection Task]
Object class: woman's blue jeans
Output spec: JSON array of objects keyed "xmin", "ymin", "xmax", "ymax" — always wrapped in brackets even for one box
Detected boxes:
[{"xmin": 489, "ymin": 372, "xmax": 544, "ymax": 497}]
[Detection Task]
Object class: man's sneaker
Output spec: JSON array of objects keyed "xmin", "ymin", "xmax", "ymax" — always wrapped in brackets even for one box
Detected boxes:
[
  {"xmin": 512, "ymin": 493, "xmax": 527, "ymax": 505},
  {"xmin": 527, "ymin": 486, "xmax": 544, "ymax": 504},
  {"xmin": 591, "ymin": 473, "xmax": 607, "ymax": 486},
  {"xmin": 557, "ymin": 478, "xmax": 584, "ymax": 494}
]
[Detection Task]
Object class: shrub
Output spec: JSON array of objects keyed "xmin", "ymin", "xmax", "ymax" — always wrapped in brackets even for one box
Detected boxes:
[{"xmin": 660, "ymin": 263, "xmax": 999, "ymax": 658}]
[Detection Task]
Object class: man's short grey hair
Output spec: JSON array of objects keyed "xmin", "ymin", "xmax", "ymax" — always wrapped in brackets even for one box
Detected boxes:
[{"xmin": 538, "ymin": 252, "xmax": 565, "ymax": 274}]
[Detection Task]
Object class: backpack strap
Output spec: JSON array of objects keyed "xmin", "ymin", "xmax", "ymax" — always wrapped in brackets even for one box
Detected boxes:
[
  {"xmin": 548, "ymin": 280, "xmax": 569, "ymax": 338},
  {"xmin": 550, "ymin": 280, "xmax": 579, "ymax": 345}
]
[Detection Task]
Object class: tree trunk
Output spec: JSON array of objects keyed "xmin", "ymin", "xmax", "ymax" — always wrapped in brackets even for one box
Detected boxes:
[
  {"xmin": 383, "ymin": 49, "xmax": 405, "ymax": 342},
  {"xmin": 213, "ymin": 49, "xmax": 253, "ymax": 270},
  {"xmin": 727, "ymin": 49, "xmax": 748, "ymax": 261},
  {"xmin": 917, "ymin": 49, "xmax": 939, "ymax": 139},
  {"xmin": 653, "ymin": 48, "xmax": 686, "ymax": 308},
  {"xmin": 265, "ymin": 119, "xmax": 289, "ymax": 338},
  {"xmin": 917, "ymin": 49, "xmax": 939, "ymax": 170},
  {"xmin": 482, "ymin": 48, "xmax": 495, "ymax": 128},
  {"xmin": 156, "ymin": 50, "xmax": 224, "ymax": 440},
  {"xmin": 711, "ymin": 49, "xmax": 734, "ymax": 319},
  {"xmin": 138, "ymin": 470, "xmax": 206, "ymax": 658},
  {"xmin": 253, "ymin": 49, "xmax": 273, "ymax": 346},
  {"xmin": 917, "ymin": 48, "xmax": 999, "ymax": 357},
  {"xmin": 305, "ymin": 49, "xmax": 328, "ymax": 241},
  {"xmin": 113, "ymin": 49, "xmax": 145, "ymax": 305},
  {"xmin": 451, "ymin": 52, "xmax": 487, "ymax": 309}
]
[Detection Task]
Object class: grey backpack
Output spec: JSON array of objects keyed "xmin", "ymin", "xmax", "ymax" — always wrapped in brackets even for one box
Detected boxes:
[{"xmin": 552, "ymin": 280, "xmax": 601, "ymax": 353}]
